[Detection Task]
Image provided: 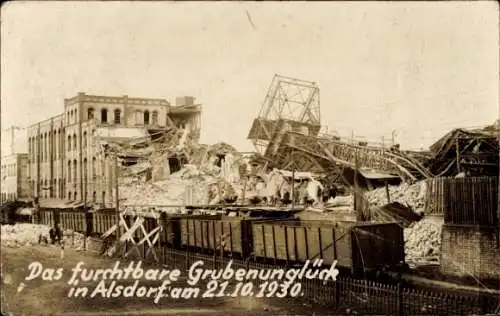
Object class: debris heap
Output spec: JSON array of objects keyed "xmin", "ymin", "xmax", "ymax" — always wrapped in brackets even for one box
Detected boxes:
[
  {"xmin": 364, "ymin": 181, "xmax": 427, "ymax": 213},
  {"xmin": 118, "ymin": 141, "xmax": 245, "ymax": 207},
  {"xmin": 1, "ymin": 223, "xmax": 85, "ymax": 249},
  {"xmin": 404, "ymin": 218, "xmax": 442, "ymax": 266},
  {"xmin": 119, "ymin": 176, "xmax": 187, "ymax": 206}
]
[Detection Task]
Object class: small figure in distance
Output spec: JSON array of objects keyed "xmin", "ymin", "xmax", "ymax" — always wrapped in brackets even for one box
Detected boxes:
[{"xmin": 49, "ymin": 222, "xmax": 63, "ymax": 246}]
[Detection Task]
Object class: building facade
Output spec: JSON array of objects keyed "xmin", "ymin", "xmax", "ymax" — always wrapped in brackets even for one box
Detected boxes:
[
  {"xmin": 1, "ymin": 126, "xmax": 29, "ymax": 203},
  {"xmin": 27, "ymin": 92, "xmax": 201, "ymax": 207},
  {"xmin": 1, "ymin": 153, "xmax": 30, "ymax": 203}
]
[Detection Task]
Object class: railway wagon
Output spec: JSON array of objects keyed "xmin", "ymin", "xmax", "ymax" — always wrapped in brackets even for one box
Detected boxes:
[
  {"xmin": 251, "ymin": 220, "xmax": 404, "ymax": 275},
  {"xmin": 179, "ymin": 214, "xmax": 255, "ymax": 258},
  {"xmin": 158, "ymin": 214, "xmax": 183, "ymax": 247},
  {"xmin": 178, "ymin": 208, "xmax": 298, "ymax": 257}
]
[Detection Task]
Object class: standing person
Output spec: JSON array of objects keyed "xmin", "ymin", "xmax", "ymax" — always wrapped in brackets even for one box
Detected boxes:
[
  {"xmin": 280, "ymin": 180, "xmax": 292, "ymax": 206},
  {"xmin": 49, "ymin": 222, "xmax": 63, "ymax": 245},
  {"xmin": 298, "ymin": 180, "xmax": 308, "ymax": 205}
]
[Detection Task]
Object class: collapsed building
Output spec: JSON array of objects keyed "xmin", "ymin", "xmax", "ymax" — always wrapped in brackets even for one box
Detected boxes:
[{"xmin": 245, "ymin": 74, "xmax": 500, "ymax": 269}]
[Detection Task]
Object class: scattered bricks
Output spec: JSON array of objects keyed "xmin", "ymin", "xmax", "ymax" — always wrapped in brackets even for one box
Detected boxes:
[{"xmin": 440, "ymin": 224, "xmax": 500, "ymax": 279}]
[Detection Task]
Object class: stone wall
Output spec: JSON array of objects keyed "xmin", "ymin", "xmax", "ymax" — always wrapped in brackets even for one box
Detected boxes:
[{"xmin": 440, "ymin": 224, "xmax": 500, "ymax": 279}]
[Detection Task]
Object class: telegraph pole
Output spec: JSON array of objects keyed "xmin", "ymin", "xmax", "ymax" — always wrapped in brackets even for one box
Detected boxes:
[
  {"xmin": 35, "ymin": 123, "xmax": 41, "ymax": 222},
  {"xmin": 115, "ymin": 153, "xmax": 120, "ymax": 242},
  {"xmin": 291, "ymin": 150, "xmax": 295, "ymax": 209}
]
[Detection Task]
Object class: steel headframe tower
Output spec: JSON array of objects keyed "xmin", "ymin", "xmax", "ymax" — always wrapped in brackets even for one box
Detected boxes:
[{"xmin": 248, "ymin": 74, "xmax": 321, "ymax": 155}]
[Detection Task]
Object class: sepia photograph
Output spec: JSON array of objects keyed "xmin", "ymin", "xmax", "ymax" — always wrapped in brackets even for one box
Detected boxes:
[{"xmin": 1, "ymin": 1, "xmax": 499, "ymax": 315}]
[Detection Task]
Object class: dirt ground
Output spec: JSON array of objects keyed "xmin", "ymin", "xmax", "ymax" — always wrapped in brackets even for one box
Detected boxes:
[{"xmin": 1, "ymin": 244, "xmax": 332, "ymax": 316}]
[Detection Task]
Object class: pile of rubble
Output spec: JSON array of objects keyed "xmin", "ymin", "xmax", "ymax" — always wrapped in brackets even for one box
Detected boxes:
[
  {"xmin": 1, "ymin": 223, "xmax": 85, "ymax": 249},
  {"xmin": 119, "ymin": 176, "xmax": 186, "ymax": 206},
  {"xmin": 1, "ymin": 224, "xmax": 50, "ymax": 247},
  {"xmin": 404, "ymin": 218, "xmax": 442, "ymax": 266},
  {"xmin": 117, "ymin": 140, "xmax": 246, "ymax": 207},
  {"xmin": 119, "ymin": 165, "xmax": 243, "ymax": 207},
  {"xmin": 365, "ymin": 181, "xmax": 427, "ymax": 213}
]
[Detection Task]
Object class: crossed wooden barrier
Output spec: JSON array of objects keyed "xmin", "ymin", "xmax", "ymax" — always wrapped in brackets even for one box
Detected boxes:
[{"xmin": 103, "ymin": 207, "xmax": 162, "ymax": 262}]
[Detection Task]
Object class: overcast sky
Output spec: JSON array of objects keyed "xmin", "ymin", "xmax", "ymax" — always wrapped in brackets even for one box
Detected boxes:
[{"xmin": 1, "ymin": 2, "xmax": 498, "ymax": 151}]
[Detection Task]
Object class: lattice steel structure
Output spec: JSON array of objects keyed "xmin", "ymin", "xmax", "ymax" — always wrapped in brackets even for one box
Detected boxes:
[
  {"xmin": 248, "ymin": 74, "xmax": 321, "ymax": 155},
  {"xmin": 247, "ymin": 75, "xmax": 434, "ymax": 181}
]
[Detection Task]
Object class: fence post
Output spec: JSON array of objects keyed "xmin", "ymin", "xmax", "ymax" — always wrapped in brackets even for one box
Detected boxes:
[
  {"xmin": 335, "ymin": 279, "xmax": 340, "ymax": 310},
  {"xmin": 397, "ymin": 275, "xmax": 403, "ymax": 316}
]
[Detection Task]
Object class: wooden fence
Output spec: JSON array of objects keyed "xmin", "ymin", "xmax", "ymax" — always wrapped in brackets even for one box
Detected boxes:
[
  {"xmin": 424, "ymin": 176, "xmax": 499, "ymax": 225},
  {"xmin": 151, "ymin": 247, "xmax": 498, "ymax": 316}
]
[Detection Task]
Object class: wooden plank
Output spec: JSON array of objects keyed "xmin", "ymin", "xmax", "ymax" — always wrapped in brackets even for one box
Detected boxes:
[
  {"xmin": 210, "ymin": 221, "xmax": 221, "ymax": 249},
  {"xmin": 271, "ymin": 224, "xmax": 277, "ymax": 262},
  {"xmin": 284, "ymin": 226, "xmax": 290, "ymax": 262},
  {"xmin": 287, "ymin": 226, "xmax": 296, "ymax": 261},
  {"xmin": 274, "ymin": 224, "xmax": 287, "ymax": 261},
  {"xmin": 229, "ymin": 222, "xmax": 234, "ymax": 253},
  {"xmin": 261, "ymin": 224, "xmax": 267, "ymax": 258},
  {"xmin": 304, "ymin": 226, "xmax": 310, "ymax": 259},
  {"xmin": 318, "ymin": 227, "xmax": 323, "ymax": 259}
]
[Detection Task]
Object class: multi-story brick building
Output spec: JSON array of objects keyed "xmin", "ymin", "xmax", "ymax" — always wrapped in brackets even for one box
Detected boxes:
[
  {"xmin": 27, "ymin": 92, "xmax": 201, "ymax": 207},
  {"xmin": 1, "ymin": 153, "xmax": 30, "ymax": 203},
  {"xmin": 1, "ymin": 126, "xmax": 30, "ymax": 203}
]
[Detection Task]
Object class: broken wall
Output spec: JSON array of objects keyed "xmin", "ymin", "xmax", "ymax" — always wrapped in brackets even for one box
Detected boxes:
[{"xmin": 150, "ymin": 151, "xmax": 171, "ymax": 182}]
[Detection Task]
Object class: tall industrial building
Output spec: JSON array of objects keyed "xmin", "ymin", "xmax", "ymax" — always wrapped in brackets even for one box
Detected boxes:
[{"xmin": 26, "ymin": 92, "xmax": 201, "ymax": 207}]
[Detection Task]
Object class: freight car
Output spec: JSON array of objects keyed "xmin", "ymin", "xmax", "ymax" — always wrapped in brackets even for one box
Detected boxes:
[
  {"xmin": 251, "ymin": 219, "xmax": 405, "ymax": 275},
  {"xmin": 176, "ymin": 208, "xmax": 296, "ymax": 258},
  {"xmin": 169, "ymin": 207, "xmax": 405, "ymax": 276}
]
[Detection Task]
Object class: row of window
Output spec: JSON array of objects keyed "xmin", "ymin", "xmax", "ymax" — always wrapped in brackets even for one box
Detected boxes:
[
  {"xmin": 28, "ymin": 156, "xmax": 102, "ymax": 189},
  {"xmin": 67, "ymin": 157, "xmax": 101, "ymax": 183},
  {"xmin": 0, "ymin": 193, "xmax": 16, "ymax": 202},
  {"xmin": 67, "ymin": 108, "xmax": 77, "ymax": 125},
  {"xmin": 88, "ymin": 108, "xmax": 159, "ymax": 125},
  {"xmin": 66, "ymin": 129, "xmax": 95, "ymax": 152},
  {"xmin": 1, "ymin": 164, "xmax": 17, "ymax": 177},
  {"xmin": 70, "ymin": 107, "xmax": 162, "ymax": 125},
  {"xmin": 66, "ymin": 191, "xmax": 105, "ymax": 202},
  {"xmin": 28, "ymin": 129, "xmax": 65, "ymax": 161},
  {"xmin": 28, "ymin": 128, "xmax": 98, "ymax": 161},
  {"xmin": 29, "ymin": 178, "xmax": 66, "ymax": 200},
  {"xmin": 29, "ymin": 179, "xmax": 107, "ymax": 203},
  {"xmin": 36, "ymin": 189, "xmax": 106, "ymax": 202}
]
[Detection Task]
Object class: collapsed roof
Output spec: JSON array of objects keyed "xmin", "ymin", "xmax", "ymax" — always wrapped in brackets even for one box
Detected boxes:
[{"xmin": 426, "ymin": 128, "xmax": 498, "ymax": 177}]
